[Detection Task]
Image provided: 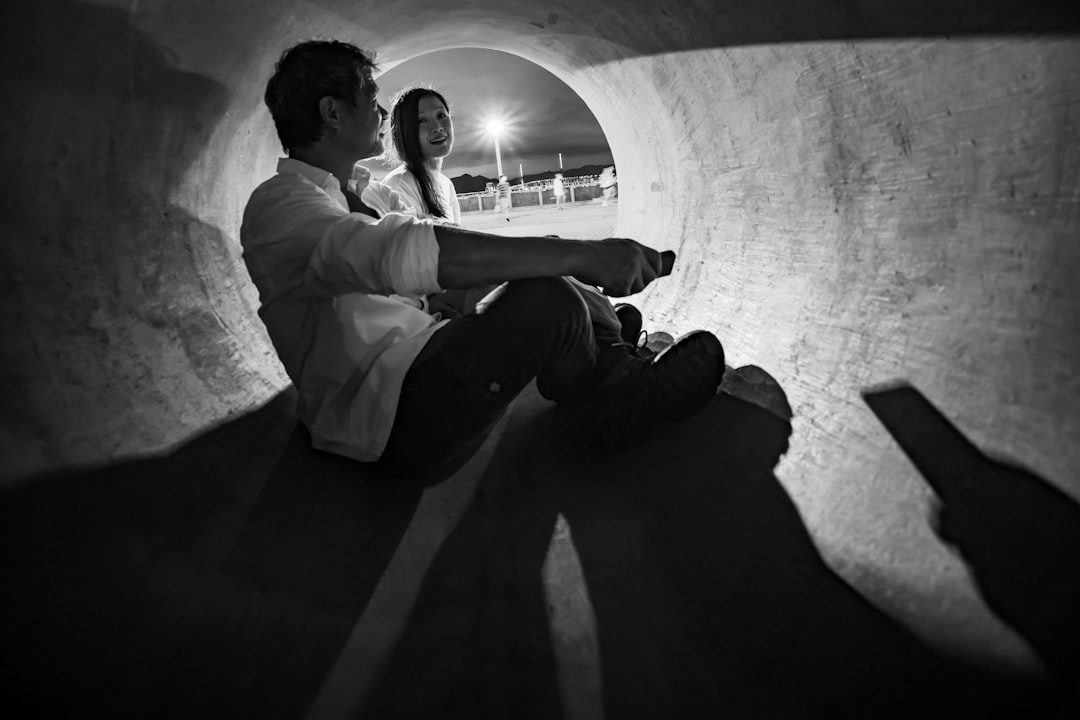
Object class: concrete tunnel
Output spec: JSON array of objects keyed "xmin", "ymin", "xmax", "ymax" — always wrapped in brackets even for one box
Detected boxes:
[{"xmin": 2, "ymin": 0, "xmax": 1079, "ymax": 716}]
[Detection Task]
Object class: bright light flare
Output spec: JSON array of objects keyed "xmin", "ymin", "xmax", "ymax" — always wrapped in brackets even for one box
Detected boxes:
[{"xmin": 484, "ymin": 118, "xmax": 506, "ymax": 136}]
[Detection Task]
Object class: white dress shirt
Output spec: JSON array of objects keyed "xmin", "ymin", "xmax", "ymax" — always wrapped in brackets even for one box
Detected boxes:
[
  {"xmin": 382, "ymin": 165, "xmax": 463, "ymax": 225},
  {"xmin": 241, "ymin": 158, "xmax": 448, "ymax": 461}
]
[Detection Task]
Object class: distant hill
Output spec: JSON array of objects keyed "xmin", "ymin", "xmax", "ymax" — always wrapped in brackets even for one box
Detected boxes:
[
  {"xmin": 450, "ymin": 164, "xmax": 614, "ymax": 194},
  {"xmin": 449, "ymin": 173, "xmax": 493, "ymax": 194}
]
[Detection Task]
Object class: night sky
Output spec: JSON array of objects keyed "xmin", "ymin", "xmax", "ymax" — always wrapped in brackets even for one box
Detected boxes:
[{"xmin": 361, "ymin": 48, "xmax": 614, "ymax": 181}]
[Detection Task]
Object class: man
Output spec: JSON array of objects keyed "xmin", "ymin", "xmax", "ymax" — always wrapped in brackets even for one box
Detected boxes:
[
  {"xmin": 496, "ymin": 174, "xmax": 512, "ymax": 220},
  {"xmin": 553, "ymin": 172, "xmax": 566, "ymax": 210},
  {"xmin": 241, "ymin": 40, "xmax": 725, "ymax": 480}
]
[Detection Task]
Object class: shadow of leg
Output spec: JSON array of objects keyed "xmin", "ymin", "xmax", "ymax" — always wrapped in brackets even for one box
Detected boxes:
[
  {"xmin": 181, "ymin": 423, "xmax": 426, "ymax": 719},
  {"xmin": 361, "ymin": 385, "xmax": 566, "ymax": 720}
]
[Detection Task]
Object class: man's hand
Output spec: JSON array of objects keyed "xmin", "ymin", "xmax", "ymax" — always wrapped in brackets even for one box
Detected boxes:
[{"xmin": 573, "ymin": 239, "xmax": 674, "ymax": 297}]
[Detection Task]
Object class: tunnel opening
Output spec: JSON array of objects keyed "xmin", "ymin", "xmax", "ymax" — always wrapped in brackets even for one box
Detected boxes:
[{"xmin": 360, "ymin": 48, "xmax": 618, "ymax": 205}]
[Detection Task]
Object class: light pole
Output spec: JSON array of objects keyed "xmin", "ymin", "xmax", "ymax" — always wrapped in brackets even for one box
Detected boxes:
[
  {"xmin": 519, "ymin": 162, "xmax": 524, "ymax": 186},
  {"xmin": 486, "ymin": 119, "xmax": 504, "ymax": 178}
]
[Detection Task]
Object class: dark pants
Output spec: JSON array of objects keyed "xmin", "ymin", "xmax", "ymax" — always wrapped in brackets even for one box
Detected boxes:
[{"xmin": 379, "ymin": 277, "xmax": 620, "ymax": 480}]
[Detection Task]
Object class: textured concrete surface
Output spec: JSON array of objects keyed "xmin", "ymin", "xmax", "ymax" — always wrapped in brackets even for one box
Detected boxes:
[{"xmin": 1, "ymin": 0, "xmax": 1079, "ymax": 708}]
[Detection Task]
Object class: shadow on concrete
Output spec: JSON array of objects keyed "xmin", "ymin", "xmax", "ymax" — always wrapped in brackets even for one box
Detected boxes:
[
  {"xmin": 0, "ymin": 388, "xmax": 425, "ymax": 720},
  {"xmin": 547, "ymin": 0, "xmax": 1080, "ymax": 60},
  {"xmin": 0, "ymin": 0, "xmax": 253, "ymax": 480},
  {"xmin": 2, "ymin": 374, "xmax": 1068, "ymax": 719},
  {"xmin": 864, "ymin": 383, "xmax": 1080, "ymax": 692},
  {"xmin": 363, "ymin": 370, "xmax": 1054, "ymax": 718},
  {"xmin": 359, "ymin": 391, "xmax": 569, "ymax": 720}
]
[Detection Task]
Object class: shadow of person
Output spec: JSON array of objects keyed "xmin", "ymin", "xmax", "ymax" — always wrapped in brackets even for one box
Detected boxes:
[
  {"xmin": 193, "ymin": 421, "xmax": 426, "ymax": 720},
  {"xmin": 359, "ymin": 384, "xmax": 569, "ymax": 720},
  {"xmin": 864, "ymin": 383, "xmax": 1080, "ymax": 693},
  {"xmin": 1, "ymin": 0, "xmax": 247, "ymax": 481},
  {"xmin": 558, "ymin": 374, "xmax": 1067, "ymax": 718},
  {"xmin": 0, "ymin": 388, "xmax": 425, "ymax": 720},
  {"xmin": 363, "ymin": 369, "xmax": 1055, "ymax": 719}
]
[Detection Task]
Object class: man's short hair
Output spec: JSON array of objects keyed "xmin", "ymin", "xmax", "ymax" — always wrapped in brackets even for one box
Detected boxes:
[{"xmin": 264, "ymin": 40, "xmax": 378, "ymax": 153}]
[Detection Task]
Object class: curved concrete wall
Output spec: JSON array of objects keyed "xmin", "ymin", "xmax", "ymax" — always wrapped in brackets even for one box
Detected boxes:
[{"xmin": 2, "ymin": 0, "xmax": 1077, "ymax": 670}]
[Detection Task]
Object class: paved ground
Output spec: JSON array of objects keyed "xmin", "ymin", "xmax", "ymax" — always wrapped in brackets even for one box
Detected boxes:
[{"xmin": 461, "ymin": 199, "xmax": 618, "ymax": 240}]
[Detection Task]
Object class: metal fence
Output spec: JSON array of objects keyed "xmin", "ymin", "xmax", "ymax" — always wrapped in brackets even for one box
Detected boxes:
[{"xmin": 457, "ymin": 175, "xmax": 617, "ymax": 213}]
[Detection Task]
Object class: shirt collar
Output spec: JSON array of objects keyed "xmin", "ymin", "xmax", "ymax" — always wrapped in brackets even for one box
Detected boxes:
[{"xmin": 277, "ymin": 157, "xmax": 345, "ymax": 196}]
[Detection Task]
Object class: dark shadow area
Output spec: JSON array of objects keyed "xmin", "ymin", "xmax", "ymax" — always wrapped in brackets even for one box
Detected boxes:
[
  {"xmin": 364, "ymin": 370, "xmax": 1057, "ymax": 718},
  {"xmin": 361, "ymin": 388, "xmax": 568, "ymax": 720},
  {"xmin": 552, "ymin": 0, "xmax": 1080, "ymax": 59},
  {"xmin": 864, "ymin": 383, "xmax": 1080, "ymax": 691},
  {"xmin": 0, "ymin": 388, "xmax": 425, "ymax": 720}
]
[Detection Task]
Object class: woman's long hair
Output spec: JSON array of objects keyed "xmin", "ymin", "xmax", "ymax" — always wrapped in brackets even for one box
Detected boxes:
[{"xmin": 389, "ymin": 86, "xmax": 450, "ymax": 219}]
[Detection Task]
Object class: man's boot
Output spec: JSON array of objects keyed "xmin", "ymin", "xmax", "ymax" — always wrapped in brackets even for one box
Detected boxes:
[{"xmin": 581, "ymin": 331, "xmax": 725, "ymax": 453}]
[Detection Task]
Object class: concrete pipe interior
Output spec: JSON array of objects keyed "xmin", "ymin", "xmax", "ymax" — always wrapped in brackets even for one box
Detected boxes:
[{"xmin": 3, "ymin": 0, "xmax": 1079, "ymax": 678}]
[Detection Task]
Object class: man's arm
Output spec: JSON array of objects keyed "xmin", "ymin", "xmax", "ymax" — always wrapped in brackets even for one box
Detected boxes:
[
  {"xmin": 433, "ymin": 225, "xmax": 668, "ymax": 298},
  {"xmin": 245, "ymin": 177, "xmax": 670, "ymax": 302}
]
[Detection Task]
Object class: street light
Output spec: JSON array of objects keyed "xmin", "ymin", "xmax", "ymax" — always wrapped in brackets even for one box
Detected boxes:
[{"xmin": 485, "ymin": 119, "xmax": 504, "ymax": 178}]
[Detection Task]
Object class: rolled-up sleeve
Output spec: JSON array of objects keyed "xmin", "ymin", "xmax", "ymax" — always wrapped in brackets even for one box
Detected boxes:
[
  {"xmin": 311, "ymin": 211, "xmax": 442, "ymax": 298},
  {"xmin": 242, "ymin": 178, "xmax": 443, "ymax": 303}
]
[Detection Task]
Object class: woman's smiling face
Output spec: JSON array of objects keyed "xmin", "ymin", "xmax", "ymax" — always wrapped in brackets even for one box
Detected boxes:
[{"xmin": 417, "ymin": 94, "xmax": 454, "ymax": 162}]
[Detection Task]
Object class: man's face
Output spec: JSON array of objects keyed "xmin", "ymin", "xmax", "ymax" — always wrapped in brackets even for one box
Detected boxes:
[{"xmin": 339, "ymin": 70, "xmax": 388, "ymax": 160}]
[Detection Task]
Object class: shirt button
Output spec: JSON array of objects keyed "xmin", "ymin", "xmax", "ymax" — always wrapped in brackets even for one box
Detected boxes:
[{"xmin": 489, "ymin": 381, "xmax": 501, "ymax": 393}]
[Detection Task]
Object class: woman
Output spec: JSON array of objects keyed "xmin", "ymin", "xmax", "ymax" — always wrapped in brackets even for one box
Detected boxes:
[
  {"xmin": 382, "ymin": 85, "xmax": 477, "ymax": 315},
  {"xmin": 382, "ymin": 86, "xmax": 462, "ymax": 224}
]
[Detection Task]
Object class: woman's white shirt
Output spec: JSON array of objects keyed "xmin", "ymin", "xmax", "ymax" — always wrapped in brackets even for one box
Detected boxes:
[{"xmin": 382, "ymin": 165, "xmax": 462, "ymax": 224}]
